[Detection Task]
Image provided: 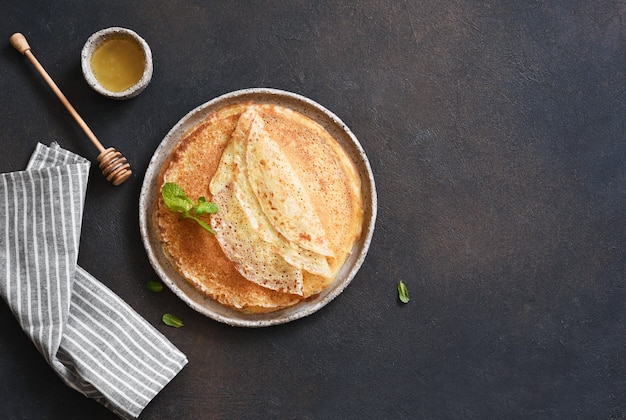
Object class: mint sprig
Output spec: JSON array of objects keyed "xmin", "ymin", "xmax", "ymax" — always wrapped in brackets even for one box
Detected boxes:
[{"xmin": 161, "ymin": 182, "xmax": 218, "ymax": 234}]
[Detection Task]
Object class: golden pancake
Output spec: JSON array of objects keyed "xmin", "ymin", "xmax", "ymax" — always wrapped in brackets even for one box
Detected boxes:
[{"xmin": 155, "ymin": 102, "xmax": 363, "ymax": 313}]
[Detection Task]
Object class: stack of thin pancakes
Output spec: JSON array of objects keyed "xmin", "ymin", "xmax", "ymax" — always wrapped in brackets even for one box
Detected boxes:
[{"xmin": 155, "ymin": 102, "xmax": 363, "ymax": 313}]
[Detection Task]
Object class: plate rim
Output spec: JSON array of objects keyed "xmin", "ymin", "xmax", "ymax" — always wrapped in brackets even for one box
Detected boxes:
[{"xmin": 139, "ymin": 88, "xmax": 377, "ymax": 327}]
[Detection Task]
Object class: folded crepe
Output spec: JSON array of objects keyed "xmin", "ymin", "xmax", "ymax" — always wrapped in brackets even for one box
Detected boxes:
[{"xmin": 209, "ymin": 107, "xmax": 333, "ymax": 296}]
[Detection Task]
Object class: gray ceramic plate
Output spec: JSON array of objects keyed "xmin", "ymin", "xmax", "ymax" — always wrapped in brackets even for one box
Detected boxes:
[{"xmin": 139, "ymin": 88, "xmax": 376, "ymax": 327}]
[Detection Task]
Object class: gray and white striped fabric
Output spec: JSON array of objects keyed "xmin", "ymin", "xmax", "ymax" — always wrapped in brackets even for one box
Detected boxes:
[{"xmin": 0, "ymin": 143, "xmax": 187, "ymax": 419}]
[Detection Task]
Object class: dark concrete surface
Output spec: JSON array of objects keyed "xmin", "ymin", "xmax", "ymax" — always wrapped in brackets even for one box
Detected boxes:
[{"xmin": 1, "ymin": 1, "xmax": 624, "ymax": 419}]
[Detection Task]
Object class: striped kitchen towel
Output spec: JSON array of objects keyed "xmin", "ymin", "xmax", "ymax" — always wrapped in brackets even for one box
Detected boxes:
[{"xmin": 0, "ymin": 142, "xmax": 187, "ymax": 419}]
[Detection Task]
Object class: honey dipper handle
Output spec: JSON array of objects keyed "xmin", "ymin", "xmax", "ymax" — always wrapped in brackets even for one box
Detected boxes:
[
  {"xmin": 10, "ymin": 33, "xmax": 106, "ymax": 153},
  {"xmin": 9, "ymin": 32, "xmax": 30, "ymax": 54}
]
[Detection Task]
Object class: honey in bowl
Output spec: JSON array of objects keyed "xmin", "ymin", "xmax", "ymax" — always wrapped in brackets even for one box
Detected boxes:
[{"xmin": 90, "ymin": 37, "xmax": 145, "ymax": 92}]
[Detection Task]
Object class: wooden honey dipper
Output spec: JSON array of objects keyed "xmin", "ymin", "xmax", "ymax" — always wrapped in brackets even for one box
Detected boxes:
[{"xmin": 10, "ymin": 33, "xmax": 132, "ymax": 186}]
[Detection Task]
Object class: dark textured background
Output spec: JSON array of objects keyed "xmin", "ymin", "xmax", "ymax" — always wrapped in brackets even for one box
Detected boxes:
[{"xmin": 1, "ymin": 1, "xmax": 625, "ymax": 419}]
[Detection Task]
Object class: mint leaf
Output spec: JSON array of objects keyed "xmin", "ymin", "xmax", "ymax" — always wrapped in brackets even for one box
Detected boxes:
[
  {"xmin": 398, "ymin": 281, "xmax": 410, "ymax": 304},
  {"xmin": 195, "ymin": 197, "xmax": 218, "ymax": 215},
  {"xmin": 162, "ymin": 182, "xmax": 194, "ymax": 213},
  {"xmin": 162, "ymin": 313, "xmax": 183, "ymax": 328},
  {"xmin": 147, "ymin": 280, "xmax": 164, "ymax": 293}
]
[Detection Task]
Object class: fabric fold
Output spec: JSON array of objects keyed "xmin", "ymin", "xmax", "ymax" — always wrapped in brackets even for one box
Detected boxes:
[{"xmin": 0, "ymin": 143, "xmax": 187, "ymax": 419}]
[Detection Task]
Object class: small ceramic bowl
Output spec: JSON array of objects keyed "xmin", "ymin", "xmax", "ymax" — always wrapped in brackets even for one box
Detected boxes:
[{"xmin": 81, "ymin": 27, "xmax": 153, "ymax": 100}]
